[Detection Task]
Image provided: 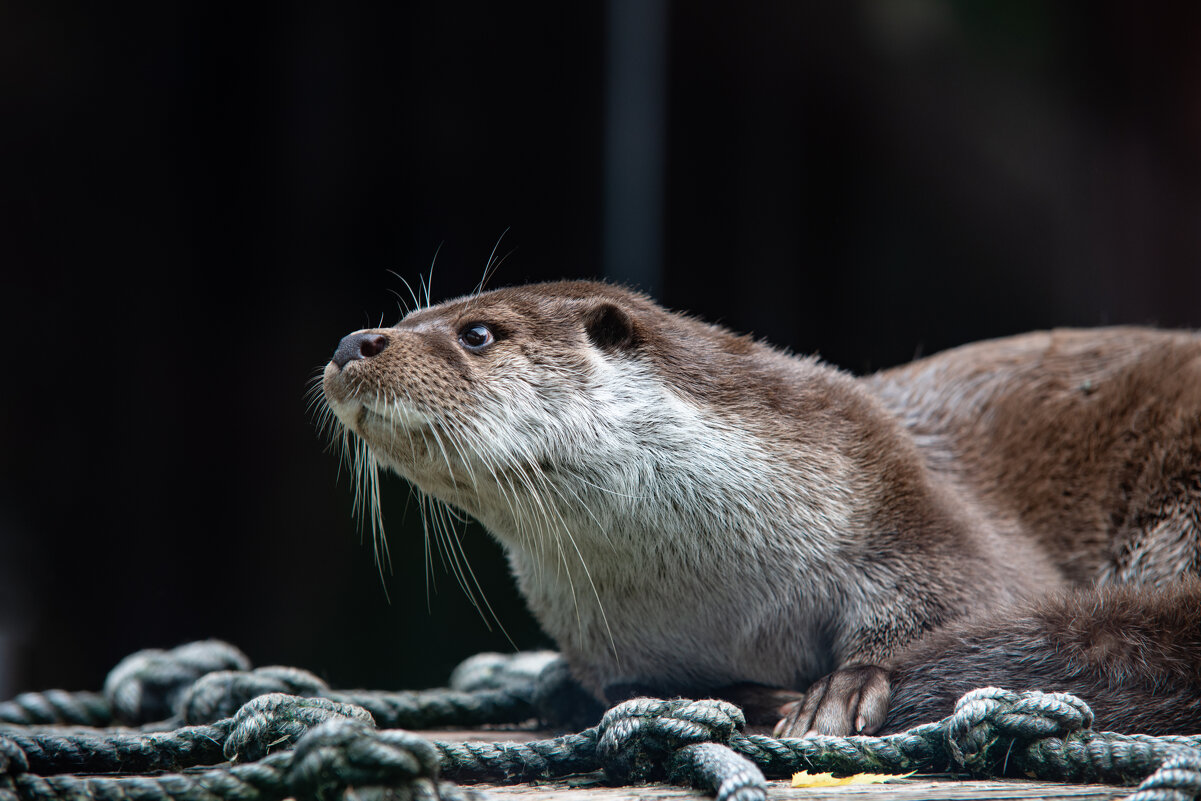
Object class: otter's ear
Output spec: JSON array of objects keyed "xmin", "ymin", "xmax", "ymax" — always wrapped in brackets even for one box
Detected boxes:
[{"xmin": 583, "ymin": 302, "xmax": 639, "ymax": 352}]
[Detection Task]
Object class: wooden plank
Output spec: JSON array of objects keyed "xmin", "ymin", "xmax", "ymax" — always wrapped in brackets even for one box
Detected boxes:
[
  {"xmin": 430, "ymin": 728, "xmax": 545, "ymax": 742},
  {"xmin": 472, "ymin": 777, "xmax": 1133, "ymax": 801}
]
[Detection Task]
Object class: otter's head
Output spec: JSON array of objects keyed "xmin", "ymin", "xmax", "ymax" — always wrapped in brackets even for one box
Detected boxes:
[{"xmin": 320, "ymin": 281, "xmax": 667, "ymax": 541}]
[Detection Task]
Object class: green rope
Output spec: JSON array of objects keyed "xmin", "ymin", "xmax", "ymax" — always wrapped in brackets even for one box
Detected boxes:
[
  {"xmin": 0, "ymin": 692, "xmax": 112, "ymax": 728},
  {"xmin": 2, "ymin": 641, "xmax": 1200, "ymax": 801},
  {"xmin": 178, "ymin": 665, "xmax": 537, "ymax": 731},
  {"xmin": 0, "ymin": 721, "xmax": 229, "ymax": 775}
]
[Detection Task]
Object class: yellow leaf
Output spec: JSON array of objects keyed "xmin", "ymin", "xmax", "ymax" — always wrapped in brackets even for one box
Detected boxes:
[{"xmin": 791, "ymin": 770, "xmax": 915, "ymax": 787}]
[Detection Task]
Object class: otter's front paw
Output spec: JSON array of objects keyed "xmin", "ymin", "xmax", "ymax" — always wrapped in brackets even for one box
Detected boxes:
[{"xmin": 772, "ymin": 665, "xmax": 890, "ymax": 737}]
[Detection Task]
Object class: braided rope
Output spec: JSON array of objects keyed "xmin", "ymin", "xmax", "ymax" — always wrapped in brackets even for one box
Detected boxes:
[
  {"xmin": 2, "ymin": 641, "xmax": 1200, "ymax": 801},
  {"xmin": 0, "ymin": 692, "xmax": 112, "ymax": 728}
]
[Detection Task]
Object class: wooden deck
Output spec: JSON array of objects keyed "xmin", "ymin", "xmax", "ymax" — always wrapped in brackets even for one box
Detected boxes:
[{"xmin": 476, "ymin": 776, "xmax": 1131, "ymax": 801}]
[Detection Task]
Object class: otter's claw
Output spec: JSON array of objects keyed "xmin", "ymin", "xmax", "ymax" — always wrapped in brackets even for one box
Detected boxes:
[{"xmin": 773, "ymin": 665, "xmax": 891, "ymax": 737}]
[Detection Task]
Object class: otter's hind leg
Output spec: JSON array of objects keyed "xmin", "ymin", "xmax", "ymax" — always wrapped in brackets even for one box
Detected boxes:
[{"xmin": 881, "ymin": 580, "xmax": 1201, "ymax": 735}]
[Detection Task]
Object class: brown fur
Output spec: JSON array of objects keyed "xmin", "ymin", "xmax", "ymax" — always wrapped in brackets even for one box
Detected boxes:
[
  {"xmin": 884, "ymin": 580, "xmax": 1201, "ymax": 734},
  {"xmin": 867, "ymin": 328, "xmax": 1201, "ymax": 585},
  {"xmin": 322, "ymin": 281, "xmax": 1201, "ymax": 736}
]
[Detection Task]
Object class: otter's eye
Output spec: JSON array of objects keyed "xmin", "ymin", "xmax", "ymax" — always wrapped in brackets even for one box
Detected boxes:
[{"xmin": 458, "ymin": 323, "xmax": 494, "ymax": 351}]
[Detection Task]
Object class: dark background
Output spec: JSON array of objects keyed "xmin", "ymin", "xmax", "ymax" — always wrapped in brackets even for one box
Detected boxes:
[{"xmin": 2, "ymin": 2, "xmax": 1200, "ymax": 699}]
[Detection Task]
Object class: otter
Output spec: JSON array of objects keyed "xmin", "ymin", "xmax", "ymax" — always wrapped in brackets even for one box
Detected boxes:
[{"xmin": 320, "ymin": 280, "xmax": 1201, "ymax": 736}]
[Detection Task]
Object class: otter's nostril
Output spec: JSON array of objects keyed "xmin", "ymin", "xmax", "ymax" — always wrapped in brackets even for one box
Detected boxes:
[{"xmin": 332, "ymin": 332, "xmax": 389, "ymax": 369}]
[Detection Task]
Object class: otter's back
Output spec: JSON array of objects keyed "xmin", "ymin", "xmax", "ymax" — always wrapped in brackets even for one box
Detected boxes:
[{"xmin": 864, "ymin": 327, "xmax": 1201, "ymax": 584}]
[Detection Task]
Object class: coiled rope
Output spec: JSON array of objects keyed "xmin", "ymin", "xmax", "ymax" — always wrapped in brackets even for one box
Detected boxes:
[{"xmin": 2, "ymin": 640, "xmax": 1199, "ymax": 801}]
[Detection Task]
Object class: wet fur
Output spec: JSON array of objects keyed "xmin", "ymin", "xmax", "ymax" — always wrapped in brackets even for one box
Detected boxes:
[{"xmin": 321, "ymin": 281, "xmax": 1201, "ymax": 735}]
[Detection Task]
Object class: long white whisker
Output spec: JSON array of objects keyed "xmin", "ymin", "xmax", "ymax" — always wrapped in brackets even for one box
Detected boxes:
[
  {"xmin": 388, "ymin": 269, "xmax": 422, "ymax": 316},
  {"xmin": 423, "ymin": 245, "xmax": 442, "ymax": 309},
  {"xmin": 474, "ymin": 228, "xmax": 510, "ymax": 297}
]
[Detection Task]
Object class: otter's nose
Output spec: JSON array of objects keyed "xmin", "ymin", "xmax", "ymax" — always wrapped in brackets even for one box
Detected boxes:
[{"xmin": 332, "ymin": 331, "xmax": 389, "ymax": 369}]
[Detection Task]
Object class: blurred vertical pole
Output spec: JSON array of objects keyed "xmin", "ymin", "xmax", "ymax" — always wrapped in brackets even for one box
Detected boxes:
[{"xmin": 603, "ymin": 0, "xmax": 668, "ymax": 296}]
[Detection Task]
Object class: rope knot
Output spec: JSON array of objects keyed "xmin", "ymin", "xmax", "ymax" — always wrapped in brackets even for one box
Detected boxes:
[
  {"xmin": 286, "ymin": 718, "xmax": 442, "ymax": 801},
  {"xmin": 596, "ymin": 697, "xmax": 746, "ymax": 782},
  {"xmin": 946, "ymin": 688, "xmax": 1094, "ymax": 773},
  {"xmin": 180, "ymin": 665, "xmax": 330, "ymax": 724},
  {"xmin": 1126, "ymin": 750, "xmax": 1201, "ymax": 801},
  {"xmin": 670, "ymin": 743, "xmax": 767, "ymax": 801},
  {"xmin": 225, "ymin": 692, "xmax": 375, "ymax": 762},
  {"xmin": 103, "ymin": 640, "xmax": 251, "ymax": 725}
]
